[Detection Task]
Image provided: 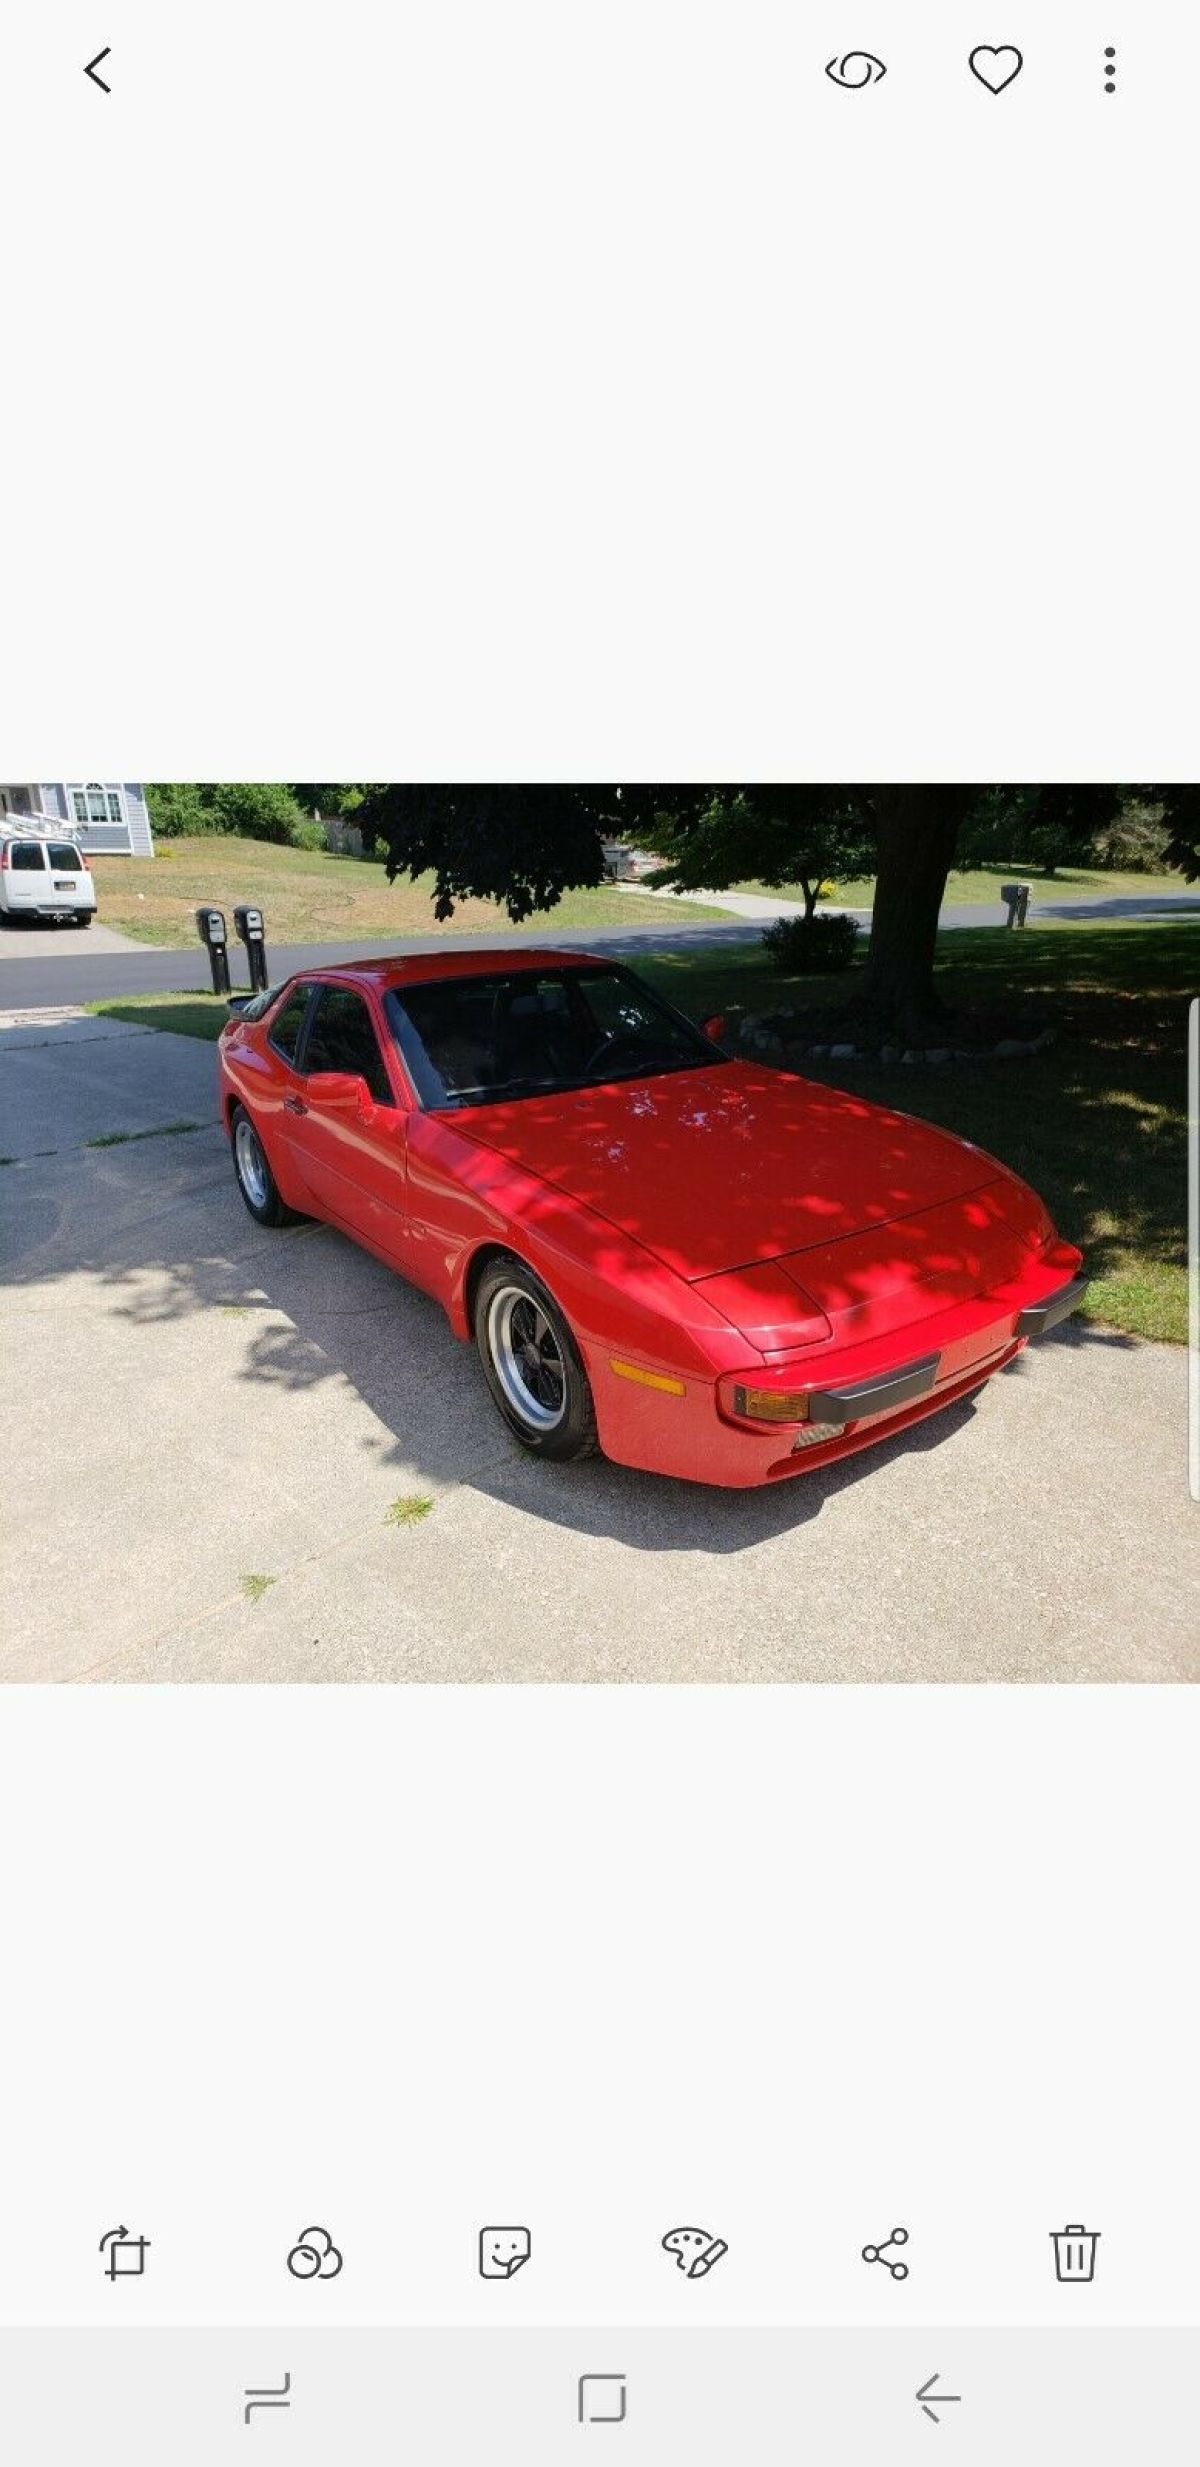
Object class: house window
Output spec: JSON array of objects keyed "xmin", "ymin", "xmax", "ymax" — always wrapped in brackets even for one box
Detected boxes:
[{"xmin": 69, "ymin": 784, "xmax": 125, "ymax": 827}]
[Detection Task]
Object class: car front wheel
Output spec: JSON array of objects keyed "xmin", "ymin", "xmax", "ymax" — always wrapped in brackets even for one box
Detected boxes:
[
  {"xmin": 475, "ymin": 1254, "xmax": 597, "ymax": 1462},
  {"xmin": 230, "ymin": 1103, "xmax": 297, "ymax": 1228}
]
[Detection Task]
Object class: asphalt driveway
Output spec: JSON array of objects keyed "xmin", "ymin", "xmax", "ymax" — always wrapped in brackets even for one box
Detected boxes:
[{"xmin": 1, "ymin": 1016, "xmax": 1194, "ymax": 1683}]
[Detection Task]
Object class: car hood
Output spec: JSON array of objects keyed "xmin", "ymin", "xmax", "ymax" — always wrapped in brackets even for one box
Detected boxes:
[{"xmin": 445, "ymin": 1062, "xmax": 1031, "ymax": 1281}]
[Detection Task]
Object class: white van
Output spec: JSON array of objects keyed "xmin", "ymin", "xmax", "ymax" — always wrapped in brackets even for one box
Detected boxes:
[{"xmin": 0, "ymin": 822, "xmax": 98, "ymax": 927}]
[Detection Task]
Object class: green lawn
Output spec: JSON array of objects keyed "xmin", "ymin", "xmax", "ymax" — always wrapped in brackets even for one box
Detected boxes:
[
  {"xmin": 91, "ymin": 835, "xmax": 725, "ymax": 948},
  {"xmin": 87, "ymin": 994, "xmax": 232, "ymax": 1041},
  {"xmin": 727, "ymin": 865, "xmax": 1187, "ymax": 907},
  {"xmin": 639, "ymin": 922, "xmax": 1193, "ymax": 1342},
  {"xmin": 91, "ymin": 919, "xmax": 1194, "ymax": 1345}
]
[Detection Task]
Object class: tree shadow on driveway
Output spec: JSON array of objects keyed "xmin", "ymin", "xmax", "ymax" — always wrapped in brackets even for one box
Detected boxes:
[{"xmin": 1, "ymin": 1125, "xmax": 1139, "ymax": 1569}]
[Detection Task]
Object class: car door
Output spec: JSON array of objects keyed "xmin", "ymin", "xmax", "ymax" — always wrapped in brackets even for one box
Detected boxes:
[
  {"xmin": 289, "ymin": 982, "xmax": 410, "ymax": 1263},
  {"xmin": 256, "ymin": 980, "xmax": 320, "ymax": 1193},
  {"xmin": 3, "ymin": 839, "xmax": 48, "ymax": 914}
]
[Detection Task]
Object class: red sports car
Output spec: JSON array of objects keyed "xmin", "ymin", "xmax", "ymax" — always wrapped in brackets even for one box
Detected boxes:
[{"xmin": 216, "ymin": 949, "xmax": 1086, "ymax": 1488}]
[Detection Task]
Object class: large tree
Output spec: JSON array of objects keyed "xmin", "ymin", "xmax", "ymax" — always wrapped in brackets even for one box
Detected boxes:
[
  {"xmin": 630, "ymin": 787, "xmax": 875, "ymax": 921},
  {"xmin": 357, "ymin": 782, "xmax": 1194, "ymax": 1034},
  {"xmin": 355, "ymin": 784, "xmax": 615, "ymax": 918}
]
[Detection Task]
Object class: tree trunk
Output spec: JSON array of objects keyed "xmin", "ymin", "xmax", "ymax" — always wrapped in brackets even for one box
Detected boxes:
[
  {"xmin": 801, "ymin": 876, "xmax": 818, "ymax": 921},
  {"xmin": 857, "ymin": 788, "xmax": 974, "ymax": 1035}
]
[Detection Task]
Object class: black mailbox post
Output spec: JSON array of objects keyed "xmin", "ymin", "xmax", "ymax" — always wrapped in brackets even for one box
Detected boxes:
[
  {"xmin": 196, "ymin": 906, "xmax": 231, "ymax": 994},
  {"xmin": 233, "ymin": 904, "xmax": 269, "ymax": 993}
]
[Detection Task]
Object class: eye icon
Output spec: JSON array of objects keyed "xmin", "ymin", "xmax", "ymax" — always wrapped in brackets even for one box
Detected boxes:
[{"xmin": 825, "ymin": 50, "xmax": 887, "ymax": 88}]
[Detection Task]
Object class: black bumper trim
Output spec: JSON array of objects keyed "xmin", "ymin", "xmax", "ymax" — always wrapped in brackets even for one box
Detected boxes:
[
  {"xmin": 1016, "ymin": 1274, "xmax": 1089, "ymax": 1338},
  {"xmin": 806, "ymin": 1350, "xmax": 941, "ymax": 1428}
]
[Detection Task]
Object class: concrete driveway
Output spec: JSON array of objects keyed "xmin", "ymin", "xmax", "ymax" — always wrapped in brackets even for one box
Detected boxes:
[
  {"xmin": 0, "ymin": 920, "xmax": 156, "ymax": 957},
  {"xmin": 1, "ymin": 1017, "xmax": 1194, "ymax": 1684}
]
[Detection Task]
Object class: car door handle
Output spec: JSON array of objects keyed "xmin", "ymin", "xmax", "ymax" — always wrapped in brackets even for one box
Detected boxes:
[{"xmin": 283, "ymin": 1095, "xmax": 308, "ymax": 1115}]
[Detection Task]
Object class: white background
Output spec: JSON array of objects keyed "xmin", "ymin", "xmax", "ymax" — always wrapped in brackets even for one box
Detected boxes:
[
  {"xmin": 0, "ymin": 1687, "xmax": 1192, "ymax": 2328},
  {"xmin": 2, "ymin": 0, "xmax": 1199, "ymax": 777},
  {"xmin": 0, "ymin": 0, "xmax": 1196, "ymax": 2365}
]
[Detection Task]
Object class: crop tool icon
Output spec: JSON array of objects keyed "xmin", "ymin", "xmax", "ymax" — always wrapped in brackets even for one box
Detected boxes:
[{"xmin": 100, "ymin": 2227, "xmax": 150, "ymax": 2279}]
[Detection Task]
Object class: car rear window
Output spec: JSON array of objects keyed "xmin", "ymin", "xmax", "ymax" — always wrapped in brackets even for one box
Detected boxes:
[
  {"xmin": 8, "ymin": 842, "xmax": 46, "ymax": 870},
  {"xmin": 48, "ymin": 844, "xmax": 83, "ymax": 870}
]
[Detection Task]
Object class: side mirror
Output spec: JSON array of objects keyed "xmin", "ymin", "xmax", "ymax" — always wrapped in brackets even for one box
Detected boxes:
[
  {"xmin": 306, "ymin": 1070, "xmax": 373, "ymax": 1114},
  {"xmin": 701, "ymin": 1013, "xmax": 728, "ymax": 1045}
]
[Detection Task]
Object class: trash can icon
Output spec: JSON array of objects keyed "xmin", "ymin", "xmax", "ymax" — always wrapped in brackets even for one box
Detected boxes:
[{"xmin": 1052, "ymin": 2224, "xmax": 1099, "ymax": 2282}]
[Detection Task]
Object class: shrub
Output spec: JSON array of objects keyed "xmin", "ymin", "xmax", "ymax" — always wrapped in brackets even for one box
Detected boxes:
[
  {"xmin": 1092, "ymin": 808, "xmax": 1170, "ymax": 872},
  {"xmin": 147, "ymin": 782, "xmax": 310, "ymax": 846},
  {"xmin": 145, "ymin": 783, "xmax": 213, "ymax": 838},
  {"xmin": 761, "ymin": 911, "xmax": 860, "ymax": 972},
  {"xmin": 289, "ymin": 816, "xmax": 328, "ymax": 852},
  {"xmin": 207, "ymin": 781, "xmax": 305, "ymax": 845}
]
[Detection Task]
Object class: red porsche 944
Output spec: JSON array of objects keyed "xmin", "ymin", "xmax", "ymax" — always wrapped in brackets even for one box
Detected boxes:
[{"xmin": 217, "ymin": 950, "xmax": 1086, "ymax": 1487}]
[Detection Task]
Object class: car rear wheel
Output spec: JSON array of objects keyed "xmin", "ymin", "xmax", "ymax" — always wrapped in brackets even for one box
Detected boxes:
[
  {"xmin": 75, "ymin": 913, "xmax": 92, "ymax": 928},
  {"xmin": 475, "ymin": 1254, "xmax": 597, "ymax": 1462},
  {"xmin": 230, "ymin": 1103, "xmax": 297, "ymax": 1229}
]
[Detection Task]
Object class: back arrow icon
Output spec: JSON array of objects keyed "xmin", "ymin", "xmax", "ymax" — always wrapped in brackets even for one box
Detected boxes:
[
  {"xmin": 85, "ymin": 47, "xmax": 112, "ymax": 93},
  {"xmin": 916, "ymin": 2372, "xmax": 962, "ymax": 2423}
]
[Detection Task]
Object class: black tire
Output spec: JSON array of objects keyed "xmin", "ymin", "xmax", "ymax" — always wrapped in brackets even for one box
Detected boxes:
[
  {"xmin": 474, "ymin": 1252, "xmax": 597, "ymax": 1463},
  {"xmin": 229, "ymin": 1102, "xmax": 298, "ymax": 1228},
  {"xmin": 76, "ymin": 912, "xmax": 93, "ymax": 928}
]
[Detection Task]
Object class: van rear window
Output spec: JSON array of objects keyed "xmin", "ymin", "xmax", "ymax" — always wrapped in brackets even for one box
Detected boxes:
[
  {"xmin": 48, "ymin": 844, "xmax": 82, "ymax": 870},
  {"xmin": 9, "ymin": 843, "xmax": 46, "ymax": 870}
]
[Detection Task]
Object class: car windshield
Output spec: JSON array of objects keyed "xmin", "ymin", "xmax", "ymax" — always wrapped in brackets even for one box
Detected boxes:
[{"xmin": 384, "ymin": 965, "xmax": 722, "ymax": 1109}]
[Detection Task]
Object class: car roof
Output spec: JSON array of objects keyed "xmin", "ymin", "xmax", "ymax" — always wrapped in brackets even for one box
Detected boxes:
[{"xmin": 287, "ymin": 947, "xmax": 608, "ymax": 994}]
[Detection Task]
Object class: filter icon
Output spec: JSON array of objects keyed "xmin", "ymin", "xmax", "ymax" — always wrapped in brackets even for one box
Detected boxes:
[{"xmin": 1051, "ymin": 2224, "xmax": 1100, "ymax": 2282}]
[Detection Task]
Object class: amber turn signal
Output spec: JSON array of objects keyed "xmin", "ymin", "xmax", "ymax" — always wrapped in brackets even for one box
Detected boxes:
[
  {"xmin": 609, "ymin": 1358, "xmax": 687, "ymax": 1396},
  {"xmin": 731, "ymin": 1385, "xmax": 811, "ymax": 1423}
]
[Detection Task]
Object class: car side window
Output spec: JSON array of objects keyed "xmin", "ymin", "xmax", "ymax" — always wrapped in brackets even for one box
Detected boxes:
[
  {"xmin": 303, "ymin": 986, "xmax": 394, "ymax": 1105},
  {"xmin": 268, "ymin": 984, "xmax": 312, "ymax": 1065}
]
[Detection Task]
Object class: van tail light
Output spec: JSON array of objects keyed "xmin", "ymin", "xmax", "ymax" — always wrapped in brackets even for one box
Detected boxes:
[
  {"xmin": 0, "ymin": 844, "xmax": 8, "ymax": 869},
  {"xmin": 81, "ymin": 855, "xmax": 92, "ymax": 870}
]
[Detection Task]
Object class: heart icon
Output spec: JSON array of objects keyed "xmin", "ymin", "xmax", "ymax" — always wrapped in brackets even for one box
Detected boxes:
[{"xmin": 969, "ymin": 44, "xmax": 1024, "ymax": 93}]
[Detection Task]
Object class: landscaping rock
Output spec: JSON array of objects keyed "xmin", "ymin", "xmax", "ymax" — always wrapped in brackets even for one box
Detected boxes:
[
  {"xmin": 925, "ymin": 1047, "xmax": 952, "ymax": 1065},
  {"xmin": 829, "ymin": 1043, "xmax": 857, "ymax": 1061},
  {"xmin": 879, "ymin": 1045, "xmax": 900, "ymax": 1065},
  {"xmin": 994, "ymin": 1038, "xmax": 1033, "ymax": 1059}
]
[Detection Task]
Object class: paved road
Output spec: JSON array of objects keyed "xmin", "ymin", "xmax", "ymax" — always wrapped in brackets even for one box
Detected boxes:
[
  {"xmin": 2, "ymin": 893, "xmax": 1196, "ymax": 1009},
  {"xmin": 2, "ymin": 1015, "xmax": 1193, "ymax": 1683}
]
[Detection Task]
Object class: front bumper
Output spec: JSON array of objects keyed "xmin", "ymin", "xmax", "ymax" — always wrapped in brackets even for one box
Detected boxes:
[
  {"xmin": 586, "ymin": 1261, "xmax": 1087, "ymax": 1488},
  {"xmin": 1015, "ymin": 1275, "xmax": 1089, "ymax": 1338}
]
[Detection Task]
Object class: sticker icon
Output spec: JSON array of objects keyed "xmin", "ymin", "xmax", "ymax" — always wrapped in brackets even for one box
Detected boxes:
[{"xmin": 479, "ymin": 2225, "xmax": 532, "ymax": 2279}]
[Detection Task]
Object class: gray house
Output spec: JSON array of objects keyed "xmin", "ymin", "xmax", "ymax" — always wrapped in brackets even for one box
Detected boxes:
[{"xmin": 0, "ymin": 783, "xmax": 154, "ymax": 857}]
